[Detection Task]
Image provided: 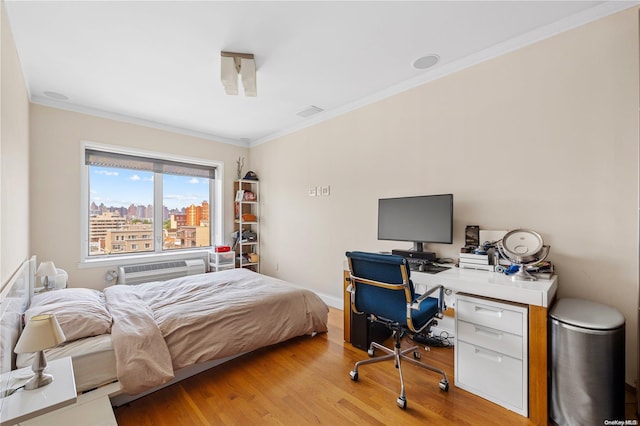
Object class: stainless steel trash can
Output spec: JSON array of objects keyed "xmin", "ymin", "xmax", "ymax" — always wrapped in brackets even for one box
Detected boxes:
[{"xmin": 549, "ymin": 298, "xmax": 625, "ymax": 426}]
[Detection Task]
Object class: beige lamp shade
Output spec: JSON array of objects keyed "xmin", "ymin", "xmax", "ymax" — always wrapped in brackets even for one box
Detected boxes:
[
  {"xmin": 36, "ymin": 261, "xmax": 57, "ymax": 278},
  {"xmin": 14, "ymin": 314, "xmax": 66, "ymax": 353}
]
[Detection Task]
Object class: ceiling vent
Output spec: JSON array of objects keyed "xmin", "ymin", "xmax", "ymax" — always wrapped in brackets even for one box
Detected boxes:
[{"xmin": 296, "ymin": 106, "xmax": 324, "ymax": 118}]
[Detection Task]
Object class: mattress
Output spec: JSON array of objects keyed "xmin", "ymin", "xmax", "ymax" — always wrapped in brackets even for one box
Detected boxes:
[{"xmin": 16, "ymin": 334, "xmax": 117, "ymax": 393}]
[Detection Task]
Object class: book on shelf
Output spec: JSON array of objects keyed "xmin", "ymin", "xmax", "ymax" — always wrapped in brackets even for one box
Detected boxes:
[
  {"xmin": 458, "ymin": 257, "xmax": 490, "ymax": 265},
  {"xmin": 459, "ymin": 252, "xmax": 489, "ymax": 260},
  {"xmin": 459, "ymin": 263, "xmax": 494, "ymax": 272}
]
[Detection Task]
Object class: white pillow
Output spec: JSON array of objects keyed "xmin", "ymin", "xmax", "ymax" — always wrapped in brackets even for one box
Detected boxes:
[{"xmin": 26, "ymin": 288, "xmax": 112, "ymax": 343}]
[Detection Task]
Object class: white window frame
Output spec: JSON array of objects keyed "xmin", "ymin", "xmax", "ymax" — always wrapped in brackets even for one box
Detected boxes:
[{"xmin": 79, "ymin": 141, "xmax": 224, "ymax": 268}]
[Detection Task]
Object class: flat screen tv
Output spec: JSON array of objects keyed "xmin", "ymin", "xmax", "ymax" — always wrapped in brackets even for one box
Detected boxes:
[{"xmin": 378, "ymin": 194, "xmax": 453, "ymax": 252}]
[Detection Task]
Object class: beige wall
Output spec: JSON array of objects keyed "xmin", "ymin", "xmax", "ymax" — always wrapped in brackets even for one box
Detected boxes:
[
  {"xmin": 0, "ymin": 1, "xmax": 30, "ymax": 286},
  {"xmin": 251, "ymin": 9, "xmax": 640, "ymax": 384},
  {"xmin": 29, "ymin": 104, "xmax": 249, "ymax": 289},
  {"xmin": 15, "ymin": 2, "xmax": 640, "ymax": 387}
]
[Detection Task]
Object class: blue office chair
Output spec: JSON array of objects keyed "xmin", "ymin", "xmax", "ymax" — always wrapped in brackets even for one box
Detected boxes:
[{"xmin": 345, "ymin": 251, "xmax": 449, "ymax": 409}]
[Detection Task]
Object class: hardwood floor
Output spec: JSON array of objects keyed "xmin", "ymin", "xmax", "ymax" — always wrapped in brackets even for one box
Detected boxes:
[{"xmin": 113, "ymin": 308, "xmax": 633, "ymax": 425}]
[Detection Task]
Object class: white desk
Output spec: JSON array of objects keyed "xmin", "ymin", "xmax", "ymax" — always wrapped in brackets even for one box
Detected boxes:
[
  {"xmin": 410, "ymin": 267, "xmax": 558, "ymax": 308},
  {"xmin": 343, "ymin": 266, "xmax": 558, "ymax": 426},
  {"xmin": 416, "ymin": 268, "xmax": 556, "ymax": 425},
  {"xmin": 1, "ymin": 357, "xmax": 77, "ymax": 425}
]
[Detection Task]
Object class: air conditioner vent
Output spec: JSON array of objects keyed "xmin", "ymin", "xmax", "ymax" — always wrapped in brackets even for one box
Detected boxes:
[
  {"xmin": 118, "ymin": 258, "xmax": 206, "ymax": 285},
  {"xmin": 122, "ymin": 261, "xmax": 187, "ymax": 274}
]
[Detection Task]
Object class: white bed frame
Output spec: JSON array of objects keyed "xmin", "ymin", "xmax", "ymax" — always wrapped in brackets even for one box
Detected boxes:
[
  {"xmin": 0, "ymin": 257, "xmax": 248, "ymax": 409},
  {"xmin": 0, "ymin": 257, "xmax": 35, "ymax": 415},
  {"xmin": 109, "ymin": 352, "xmax": 246, "ymax": 406}
]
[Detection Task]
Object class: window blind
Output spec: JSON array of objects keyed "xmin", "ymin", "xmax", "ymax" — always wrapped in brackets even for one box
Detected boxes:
[{"xmin": 85, "ymin": 149, "xmax": 216, "ymax": 179}]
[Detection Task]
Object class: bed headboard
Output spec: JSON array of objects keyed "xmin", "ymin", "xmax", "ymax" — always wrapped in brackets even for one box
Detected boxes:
[{"xmin": 0, "ymin": 256, "xmax": 34, "ymax": 406}]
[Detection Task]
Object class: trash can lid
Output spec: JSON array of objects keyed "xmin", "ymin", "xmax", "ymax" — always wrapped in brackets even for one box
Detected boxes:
[{"xmin": 550, "ymin": 298, "xmax": 625, "ymax": 330}]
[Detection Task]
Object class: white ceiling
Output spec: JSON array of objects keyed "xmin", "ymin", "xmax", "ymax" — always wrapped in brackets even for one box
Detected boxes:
[{"xmin": 4, "ymin": 1, "xmax": 637, "ymax": 147}]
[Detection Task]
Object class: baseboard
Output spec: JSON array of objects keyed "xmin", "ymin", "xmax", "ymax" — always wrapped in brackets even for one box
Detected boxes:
[{"xmin": 315, "ymin": 291, "xmax": 342, "ymax": 309}]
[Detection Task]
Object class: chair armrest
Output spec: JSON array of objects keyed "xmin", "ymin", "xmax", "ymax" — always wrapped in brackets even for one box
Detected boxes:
[
  {"xmin": 411, "ymin": 285, "xmax": 445, "ymax": 313},
  {"xmin": 346, "ymin": 281, "xmax": 364, "ymax": 315}
]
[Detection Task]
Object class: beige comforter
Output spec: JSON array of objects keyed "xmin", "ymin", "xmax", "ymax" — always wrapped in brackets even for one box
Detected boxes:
[{"xmin": 103, "ymin": 268, "xmax": 329, "ymax": 394}]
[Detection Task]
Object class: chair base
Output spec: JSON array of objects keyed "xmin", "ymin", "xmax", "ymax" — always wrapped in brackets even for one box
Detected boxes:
[{"xmin": 349, "ymin": 331, "xmax": 449, "ymax": 409}]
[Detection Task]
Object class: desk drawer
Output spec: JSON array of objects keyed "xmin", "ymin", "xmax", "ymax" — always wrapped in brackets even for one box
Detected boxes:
[
  {"xmin": 210, "ymin": 251, "xmax": 235, "ymax": 265},
  {"xmin": 455, "ymin": 341, "xmax": 525, "ymax": 414},
  {"xmin": 457, "ymin": 297, "xmax": 525, "ymax": 336},
  {"xmin": 457, "ymin": 320, "xmax": 523, "ymax": 360}
]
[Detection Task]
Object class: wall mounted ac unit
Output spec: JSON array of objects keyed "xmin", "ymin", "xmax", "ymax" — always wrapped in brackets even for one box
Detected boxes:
[{"xmin": 117, "ymin": 258, "xmax": 206, "ymax": 285}]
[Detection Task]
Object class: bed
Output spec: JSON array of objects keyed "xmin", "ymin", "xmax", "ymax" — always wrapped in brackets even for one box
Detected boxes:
[{"xmin": 5, "ymin": 261, "xmax": 329, "ymax": 405}]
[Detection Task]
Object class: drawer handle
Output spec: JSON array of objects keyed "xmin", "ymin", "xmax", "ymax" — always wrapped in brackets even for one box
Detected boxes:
[
  {"xmin": 474, "ymin": 326, "xmax": 503, "ymax": 340},
  {"xmin": 474, "ymin": 348, "xmax": 503, "ymax": 363},
  {"xmin": 474, "ymin": 306, "xmax": 503, "ymax": 318}
]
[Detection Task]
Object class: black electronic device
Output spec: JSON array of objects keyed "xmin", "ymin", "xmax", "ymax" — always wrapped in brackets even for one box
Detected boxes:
[
  {"xmin": 465, "ymin": 225, "xmax": 480, "ymax": 248},
  {"xmin": 392, "ymin": 249, "xmax": 436, "ymax": 261},
  {"xmin": 378, "ymin": 194, "xmax": 453, "ymax": 252},
  {"xmin": 351, "ymin": 312, "xmax": 392, "ymax": 351}
]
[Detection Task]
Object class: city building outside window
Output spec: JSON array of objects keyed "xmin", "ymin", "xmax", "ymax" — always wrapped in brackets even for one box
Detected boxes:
[{"xmin": 83, "ymin": 144, "xmax": 221, "ymax": 261}]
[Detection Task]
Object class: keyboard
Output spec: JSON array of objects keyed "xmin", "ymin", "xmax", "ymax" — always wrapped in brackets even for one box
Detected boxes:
[
  {"xmin": 407, "ymin": 260, "xmax": 448, "ymax": 274},
  {"xmin": 422, "ymin": 266, "xmax": 448, "ymax": 274}
]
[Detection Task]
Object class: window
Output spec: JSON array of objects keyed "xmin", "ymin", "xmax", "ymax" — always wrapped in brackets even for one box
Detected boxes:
[{"xmin": 83, "ymin": 144, "xmax": 221, "ymax": 261}]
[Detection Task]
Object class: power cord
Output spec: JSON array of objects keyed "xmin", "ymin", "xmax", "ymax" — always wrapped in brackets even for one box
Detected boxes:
[{"xmin": 411, "ymin": 330, "xmax": 454, "ymax": 348}]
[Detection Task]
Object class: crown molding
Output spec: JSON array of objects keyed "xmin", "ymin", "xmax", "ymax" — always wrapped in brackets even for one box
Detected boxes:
[
  {"xmin": 30, "ymin": 96, "xmax": 250, "ymax": 148},
  {"xmin": 250, "ymin": 1, "xmax": 639, "ymax": 147},
  {"xmin": 26, "ymin": 1, "xmax": 639, "ymax": 150}
]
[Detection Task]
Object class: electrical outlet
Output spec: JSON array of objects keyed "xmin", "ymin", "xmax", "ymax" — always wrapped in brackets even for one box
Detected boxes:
[
  {"xmin": 308, "ymin": 187, "xmax": 317, "ymax": 197},
  {"xmin": 321, "ymin": 185, "xmax": 330, "ymax": 196}
]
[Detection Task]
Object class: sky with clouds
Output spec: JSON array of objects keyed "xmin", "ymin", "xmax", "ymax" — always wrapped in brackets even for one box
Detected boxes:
[{"xmin": 90, "ymin": 166, "xmax": 209, "ymax": 210}]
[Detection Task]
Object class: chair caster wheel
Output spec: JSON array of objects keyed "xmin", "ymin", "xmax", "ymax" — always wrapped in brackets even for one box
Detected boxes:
[
  {"xmin": 439, "ymin": 379, "xmax": 449, "ymax": 392},
  {"xmin": 350, "ymin": 370, "xmax": 358, "ymax": 381},
  {"xmin": 367, "ymin": 348, "xmax": 375, "ymax": 357},
  {"xmin": 413, "ymin": 351, "xmax": 421, "ymax": 359},
  {"xmin": 396, "ymin": 396, "xmax": 407, "ymax": 410}
]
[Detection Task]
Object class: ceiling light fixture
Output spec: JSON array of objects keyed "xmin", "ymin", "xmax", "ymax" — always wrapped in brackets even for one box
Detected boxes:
[
  {"xmin": 221, "ymin": 52, "xmax": 256, "ymax": 97},
  {"xmin": 413, "ymin": 54, "xmax": 440, "ymax": 70}
]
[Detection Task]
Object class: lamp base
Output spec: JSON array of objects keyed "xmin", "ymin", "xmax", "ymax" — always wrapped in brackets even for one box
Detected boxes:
[
  {"xmin": 23, "ymin": 371, "xmax": 53, "ymax": 390},
  {"xmin": 24, "ymin": 350, "xmax": 53, "ymax": 390}
]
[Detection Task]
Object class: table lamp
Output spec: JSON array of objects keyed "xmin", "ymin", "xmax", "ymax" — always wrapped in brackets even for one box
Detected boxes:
[
  {"xmin": 36, "ymin": 261, "xmax": 57, "ymax": 291},
  {"xmin": 14, "ymin": 314, "xmax": 66, "ymax": 390}
]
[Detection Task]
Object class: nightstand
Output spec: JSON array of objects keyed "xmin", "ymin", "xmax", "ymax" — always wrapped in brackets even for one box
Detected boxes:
[
  {"xmin": 2, "ymin": 358, "xmax": 118, "ymax": 426},
  {"xmin": 19, "ymin": 392, "xmax": 117, "ymax": 426},
  {"xmin": 1, "ymin": 357, "xmax": 77, "ymax": 425}
]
